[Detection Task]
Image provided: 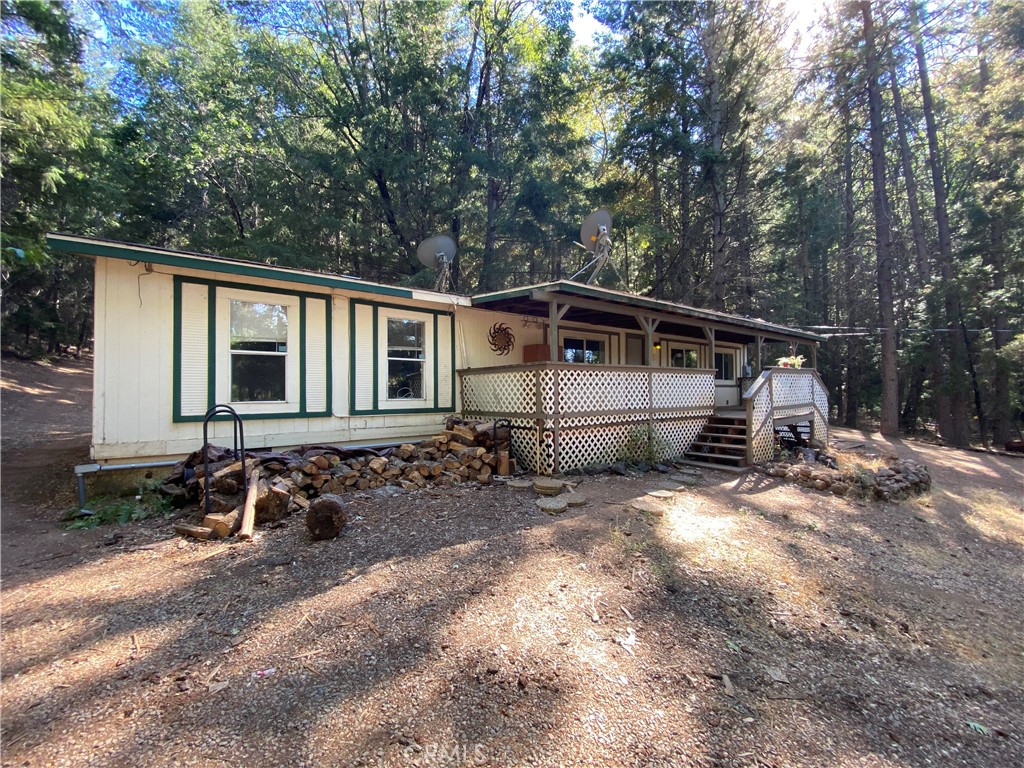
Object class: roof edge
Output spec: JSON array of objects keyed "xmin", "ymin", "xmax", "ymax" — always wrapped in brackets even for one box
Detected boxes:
[{"xmin": 46, "ymin": 233, "xmax": 472, "ymax": 306}]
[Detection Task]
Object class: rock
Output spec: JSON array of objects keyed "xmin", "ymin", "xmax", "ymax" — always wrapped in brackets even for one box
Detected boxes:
[
  {"xmin": 536, "ymin": 496, "xmax": 568, "ymax": 515},
  {"xmin": 830, "ymin": 482, "xmax": 849, "ymax": 495},
  {"xmin": 629, "ymin": 498, "xmax": 665, "ymax": 516},
  {"xmin": 646, "ymin": 489, "xmax": 675, "ymax": 499},
  {"xmin": 813, "ymin": 479, "xmax": 830, "ymax": 491},
  {"xmin": 609, "ymin": 462, "xmax": 629, "ymax": 476},
  {"xmin": 305, "ymin": 494, "xmax": 347, "ymax": 541},
  {"xmin": 653, "ymin": 463, "xmax": 672, "ymax": 473},
  {"xmin": 533, "ymin": 478, "xmax": 564, "ymax": 496}
]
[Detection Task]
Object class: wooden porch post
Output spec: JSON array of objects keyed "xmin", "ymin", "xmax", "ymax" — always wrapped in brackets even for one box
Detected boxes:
[
  {"xmin": 704, "ymin": 327, "xmax": 716, "ymax": 368},
  {"xmin": 755, "ymin": 335, "xmax": 763, "ymax": 371},
  {"xmin": 811, "ymin": 343, "xmax": 818, "ymax": 370},
  {"xmin": 637, "ymin": 316, "xmax": 660, "ymax": 366},
  {"xmin": 547, "ymin": 300, "xmax": 569, "ymax": 361}
]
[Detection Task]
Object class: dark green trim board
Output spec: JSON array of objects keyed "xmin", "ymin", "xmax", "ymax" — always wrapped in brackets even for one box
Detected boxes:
[
  {"xmin": 207, "ymin": 286, "xmax": 217, "ymax": 409},
  {"xmin": 172, "ymin": 278, "xmax": 183, "ymax": 420},
  {"xmin": 372, "ymin": 303, "xmax": 379, "ymax": 409},
  {"xmin": 299, "ymin": 296, "xmax": 307, "ymax": 414},
  {"xmin": 172, "ymin": 275, "xmax": 333, "ymax": 422},
  {"xmin": 349, "ymin": 298, "xmax": 458, "ymax": 416},
  {"xmin": 49, "ymin": 233, "xmax": 414, "ymax": 299}
]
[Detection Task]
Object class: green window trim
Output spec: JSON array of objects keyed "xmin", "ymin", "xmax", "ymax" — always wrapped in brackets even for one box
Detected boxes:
[
  {"xmin": 172, "ymin": 275, "xmax": 333, "ymax": 422},
  {"xmin": 349, "ymin": 299, "xmax": 457, "ymax": 416}
]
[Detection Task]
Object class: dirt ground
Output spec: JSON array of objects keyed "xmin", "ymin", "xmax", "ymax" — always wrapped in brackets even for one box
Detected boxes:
[{"xmin": 2, "ymin": 358, "xmax": 1023, "ymax": 768}]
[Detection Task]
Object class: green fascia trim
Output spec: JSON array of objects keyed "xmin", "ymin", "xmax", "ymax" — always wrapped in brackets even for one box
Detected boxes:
[
  {"xmin": 48, "ymin": 233, "xmax": 412, "ymax": 299},
  {"xmin": 349, "ymin": 298, "xmax": 458, "ymax": 416},
  {"xmin": 172, "ymin": 275, "xmax": 333, "ymax": 423},
  {"xmin": 471, "ymin": 280, "xmax": 824, "ymax": 343}
]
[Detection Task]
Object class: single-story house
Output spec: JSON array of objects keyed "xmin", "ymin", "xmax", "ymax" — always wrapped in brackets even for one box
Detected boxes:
[{"xmin": 48, "ymin": 233, "xmax": 828, "ymax": 475}]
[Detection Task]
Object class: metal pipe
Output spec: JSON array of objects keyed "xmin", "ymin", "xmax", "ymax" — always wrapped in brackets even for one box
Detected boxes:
[{"xmin": 74, "ymin": 460, "xmax": 180, "ymax": 509}]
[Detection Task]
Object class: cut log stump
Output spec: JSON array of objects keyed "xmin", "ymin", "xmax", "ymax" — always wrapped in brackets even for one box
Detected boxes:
[{"xmin": 306, "ymin": 494, "xmax": 347, "ymax": 541}]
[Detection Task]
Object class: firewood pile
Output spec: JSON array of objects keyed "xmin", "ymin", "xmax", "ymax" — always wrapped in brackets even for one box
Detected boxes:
[{"xmin": 163, "ymin": 418, "xmax": 513, "ymax": 541}]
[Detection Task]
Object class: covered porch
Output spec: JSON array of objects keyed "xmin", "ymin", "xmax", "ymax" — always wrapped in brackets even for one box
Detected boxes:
[{"xmin": 460, "ymin": 282, "xmax": 827, "ymax": 475}]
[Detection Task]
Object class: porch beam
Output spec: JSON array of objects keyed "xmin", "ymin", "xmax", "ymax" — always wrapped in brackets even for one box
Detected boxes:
[{"xmin": 530, "ymin": 289, "xmax": 808, "ymax": 349}]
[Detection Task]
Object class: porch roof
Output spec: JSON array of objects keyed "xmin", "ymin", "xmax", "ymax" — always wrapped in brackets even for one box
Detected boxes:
[{"xmin": 471, "ymin": 281, "xmax": 824, "ymax": 345}]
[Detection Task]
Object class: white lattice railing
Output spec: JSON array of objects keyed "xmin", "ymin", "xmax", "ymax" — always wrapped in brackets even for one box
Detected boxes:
[
  {"xmin": 743, "ymin": 367, "xmax": 830, "ymax": 464},
  {"xmin": 459, "ymin": 363, "xmax": 715, "ymax": 475}
]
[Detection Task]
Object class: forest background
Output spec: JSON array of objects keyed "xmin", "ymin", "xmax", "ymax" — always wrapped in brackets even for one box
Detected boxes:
[{"xmin": 1, "ymin": 0, "xmax": 1021, "ymax": 446}]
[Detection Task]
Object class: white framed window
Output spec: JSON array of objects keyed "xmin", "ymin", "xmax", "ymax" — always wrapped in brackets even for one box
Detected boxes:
[
  {"xmin": 215, "ymin": 287, "xmax": 301, "ymax": 414},
  {"xmin": 230, "ymin": 300, "xmax": 288, "ymax": 402},
  {"xmin": 561, "ymin": 333, "xmax": 607, "ymax": 364},
  {"xmin": 714, "ymin": 350, "xmax": 737, "ymax": 381},
  {"xmin": 374, "ymin": 308, "xmax": 434, "ymax": 408},
  {"xmin": 386, "ymin": 317, "xmax": 426, "ymax": 399},
  {"xmin": 669, "ymin": 343, "xmax": 701, "ymax": 369}
]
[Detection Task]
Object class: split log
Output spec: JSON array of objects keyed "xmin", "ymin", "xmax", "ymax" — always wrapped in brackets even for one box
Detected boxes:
[
  {"xmin": 255, "ymin": 477, "xmax": 290, "ymax": 524},
  {"xmin": 237, "ymin": 469, "xmax": 261, "ymax": 541},
  {"xmin": 200, "ymin": 493, "xmax": 237, "ymax": 516},
  {"xmin": 203, "ymin": 508, "xmax": 241, "ymax": 539},
  {"xmin": 175, "ymin": 523, "xmax": 214, "ymax": 540},
  {"xmin": 368, "ymin": 456, "xmax": 388, "ymax": 474},
  {"xmin": 306, "ymin": 494, "xmax": 347, "ymax": 540},
  {"xmin": 497, "ymin": 451, "xmax": 511, "ymax": 476}
]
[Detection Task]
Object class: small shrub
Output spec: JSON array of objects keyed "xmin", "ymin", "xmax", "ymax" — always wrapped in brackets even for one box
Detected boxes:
[
  {"xmin": 64, "ymin": 481, "xmax": 173, "ymax": 529},
  {"xmin": 618, "ymin": 424, "xmax": 670, "ymax": 464}
]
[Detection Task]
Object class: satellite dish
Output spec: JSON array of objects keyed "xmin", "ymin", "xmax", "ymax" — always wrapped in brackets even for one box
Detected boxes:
[
  {"xmin": 416, "ymin": 234, "xmax": 457, "ymax": 292},
  {"xmin": 571, "ymin": 209, "xmax": 620, "ymax": 285},
  {"xmin": 579, "ymin": 209, "xmax": 612, "ymax": 253}
]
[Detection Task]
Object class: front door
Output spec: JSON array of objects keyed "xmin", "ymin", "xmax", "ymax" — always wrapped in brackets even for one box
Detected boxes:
[{"xmin": 714, "ymin": 349, "xmax": 740, "ymax": 407}]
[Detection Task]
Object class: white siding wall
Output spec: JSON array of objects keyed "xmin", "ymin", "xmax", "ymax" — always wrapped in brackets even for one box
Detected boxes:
[
  {"xmin": 305, "ymin": 297, "xmax": 328, "ymax": 412},
  {"xmin": 179, "ymin": 282, "xmax": 209, "ymax": 416},
  {"xmin": 92, "ymin": 259, "xmax": 459, "ymax": 461},
  {"xmin": 352, "ymin": 302, "xmax": 375, "ymax": 412},
  {"xmin": 456, "ymin": 307, "xmax": 543, "ymax": 368}
]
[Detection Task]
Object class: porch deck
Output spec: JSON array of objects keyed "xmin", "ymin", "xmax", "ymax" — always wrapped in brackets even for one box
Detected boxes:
[{"xmin": 459, "ymin": 363, "xmax": 828, "ymax": 475}]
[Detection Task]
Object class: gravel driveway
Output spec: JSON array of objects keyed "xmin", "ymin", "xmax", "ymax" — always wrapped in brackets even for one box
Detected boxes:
[{"xmin": 2, "ymin": 358, "xmax": 1022, "ymax": 767}]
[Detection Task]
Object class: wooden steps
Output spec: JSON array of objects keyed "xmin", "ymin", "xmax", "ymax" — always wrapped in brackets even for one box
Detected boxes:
[{"xmin": 683, "ymin": 415, "xmax": 749, "ymax": 471}]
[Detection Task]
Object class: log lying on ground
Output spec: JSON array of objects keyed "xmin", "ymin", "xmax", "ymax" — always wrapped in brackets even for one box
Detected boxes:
[{"xmin": 306, "ymin": 494, "xmax": 347, "ymax": 540}]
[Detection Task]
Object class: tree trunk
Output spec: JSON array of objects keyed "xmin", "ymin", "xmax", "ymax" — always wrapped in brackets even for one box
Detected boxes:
[
  {"xmin": 888, "ymin": 58, "xmax": 952, "ymax": 436},
  {"xmin": 974, "ymin": 27, "xmax": 1013, "ymax": 447},
  {"xmin": 860, "ymin": 1, "xmax": 900, "ymax": 436},
  {"xmin": 840, "ymin": 101, "xmax": 858, "ymax": 428},
  {"xmin": 910, "ymin": 0, "xmax": 972, "ymax": 445}
]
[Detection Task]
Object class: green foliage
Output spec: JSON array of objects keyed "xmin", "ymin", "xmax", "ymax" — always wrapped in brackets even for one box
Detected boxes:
[
  {"xmin": 63, "ymin": 480, "xmax": 173, "ymax": 529},
  {"xmin": 617, "ymin": 423, "xmax": 670, "ymax": 464}
]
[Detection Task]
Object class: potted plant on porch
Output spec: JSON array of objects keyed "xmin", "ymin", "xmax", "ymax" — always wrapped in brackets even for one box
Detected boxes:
[{"xmin": 776, "ymin": 354, "xmax": 806, "ymax": 368}]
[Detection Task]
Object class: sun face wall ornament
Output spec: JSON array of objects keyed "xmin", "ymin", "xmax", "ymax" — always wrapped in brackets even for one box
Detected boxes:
[{"xmin": 488, "ymin": 322, "xmax": 515, "ymax": 356}]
